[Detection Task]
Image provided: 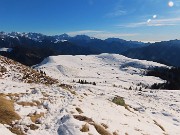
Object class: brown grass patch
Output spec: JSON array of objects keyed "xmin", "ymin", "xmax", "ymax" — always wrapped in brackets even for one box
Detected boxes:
[
  {"xmin": 101, "ymin": 123, "xmax": 108, "ymax": 129},
  {"xmin": 73, "ymin": 115, "xmax": 112, "ymax": 135},
  {"xmin": 0, "ymin": 93, "xmax": 6, "ymax": 97},
  {"xmin": 69, "ymin": 90, "xmax": 76, "ymax": 95},
  {"xmin": 29, "ymin": 112, "xmax": 44, "ymax": 124},
  {"xmin": 0, "ymin": 96, "xmax": 21, "ymax": 125},
  {"xmin": 113, "ymin": 132, "xmax": 119, "ymax": 135},
  {"xmin": 9, "ymin": 127, "xmax": 25, "ymax": 135},
  {"xmin": 70, "ymin": 111, "xmax": 75, "ymax": 114},
  {"xmin": 59, "ymin": 84, "xmax": 73, "ymax": 90},
  {"xmin": 92, "ymin": 123, "xmax": 112, "ymax": 135},
  {"xmin": 153, "ymin": 120, "xmax": 165, "ymax": 131},
  {"xmin": 124, "ymin": 105, "xmax": 134, "ymax": 113},
  {"xmin": 80, "ymin": 123, "xmax": 89, "ymax": 132},
  {"xmin": 17, "ymin": 101, "xmax": 36, "ymax": 107},
  {"xmin": 7, "ymin": 93, "xmax": 21, "ymax": 97},
  {"xmin": 0, "ymin": 66, "xmax": 7, "ymax": 73},
  {"xmin": 42, "ymin": 92, "xmax": 49, "ymax": 97},
  {"xmin": 73, "ymin": 115, "xmax": 94, "ymax": 123},
  {"xmin": 83, "ymin": 93, "xmax": 88, "ymax": 96},
  {"xmin": 27, "ymin": 124, "xmax": 39, "ymax": 130},
  {"xmin": 32, "ymin": 100, "xmax": 42, "ymax": 106},
  {"xmin": 76, "ymin": 107, "xmax": 83, "ymax": 114}
]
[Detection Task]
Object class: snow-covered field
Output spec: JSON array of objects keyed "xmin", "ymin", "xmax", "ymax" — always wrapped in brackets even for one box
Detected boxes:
[{"xmin": 0, "ymin": 54, "xmax": 180, "ymax": 135}]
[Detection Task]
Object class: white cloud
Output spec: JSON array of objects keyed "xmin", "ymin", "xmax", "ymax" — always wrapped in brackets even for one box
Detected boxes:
[
  {"xmin": 67, "ymin": 30, "xmax": 103, "ymax": 36},
  {"xmin": 67, "ymin": 30, "xmax": 138, "ymax": 39},
  {"xmin": 106, "ymin": 2, "xmax": 127, "ymax": 17},
  {"xmin": 93, "ymin": 32, "xmax": 138, "ymax": 39},
  {"xmin": 118, "ymin": 22, "xmax": 147, "ymax": 28},
  {"xmin": 118, "ymin": 17, "xmax": 180, "ymax": 27},
  {"xmin": 106, "ymin": 9, "xmax": 127, "ymax": 17}
]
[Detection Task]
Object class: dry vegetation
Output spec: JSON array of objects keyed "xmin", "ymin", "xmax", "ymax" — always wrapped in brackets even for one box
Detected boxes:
[
  {"xmin": 73, "ymin": 115, "xmax": 94, "ymax": 123},
  {"xmin": 153, "ymin": 120, "xmax": 165, "ymax": 131},
  {"xmin": 0, "ymin": 56, "xmax": 58, "ymax": 85},
  {"xmin": 92, "ymin": 123, "xmax": 112, "ymax": 135},
  {"xmin": 101, "ymin": 123, "xmax": 109, "ymax": 129},
  {"xmin": 17, "ymin": 100, "xmax": 41, "ymax": 107},
  {"xmin": 113, "ymin": 131, "xmax": 119, "ymax": 135},
  {"xmin": 59, "ymin": 84, "xmax": 73, "ymax": 90},
  {"xmin": 28, "ymin": 112, "xmax": 44, "ymax": 124},
  {"xmin": 80, "ymin": 123, "xmax": 89, "ymax": 132},
  {"xmin": 76, "ymin": 107, "xmax": 83, "ymax": 114},
  {"xmin": 59, "ymin": 84, "xmax": 76, "ymax": 95},
  {"xmin": 27, "ymin": 124, "xmax": 39, "ymax": 130},
  {"xmin": 0, "ymin": 96, "xmax": 21, "ymax": 125},
  {"xmin": 74, "ymin": 115, "xmax": 112, "ymax": 135},
  {"xmin": 0, "ymin": 96, "xmax": 25, "ymax": 135},
  {"xmin": 9, "ymin": 127, "xmax": 25, "ymax": 135},
  {"xmin": 17, "ymin": 101, "xmax": 37, "ymax": 107}
]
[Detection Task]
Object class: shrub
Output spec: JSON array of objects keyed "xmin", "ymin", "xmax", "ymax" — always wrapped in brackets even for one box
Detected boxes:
[{"xmin": 112, "ymin": 96, "xmax": 125, "ymax": 106}]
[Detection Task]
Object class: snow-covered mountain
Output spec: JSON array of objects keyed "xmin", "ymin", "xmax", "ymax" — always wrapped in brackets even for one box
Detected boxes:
[{"xmin": 0, "ymin": 53, "xmax": 180, "ymax": 135}]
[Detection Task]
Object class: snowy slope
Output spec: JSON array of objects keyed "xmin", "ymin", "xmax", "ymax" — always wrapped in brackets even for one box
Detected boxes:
[
  {"xmin": 0, "ymin": 56, "xmax": 73, "ymax": 135},
  {"xmin": 1, "ymin": 54, "xmax": 180, "ymax": 135},
  {"xmin": 35, "ymin": 54, "xmax": 180, "ymax": 135},
  {"xmin": 37, "ymin": 53, "xmax": 166, "ymax": 87}
]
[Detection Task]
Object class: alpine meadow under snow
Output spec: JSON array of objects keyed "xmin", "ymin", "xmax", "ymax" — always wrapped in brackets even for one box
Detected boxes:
[
  {"xmin": 0, "ymin": 53, "xmax": 179, "ymax": 135},
  {"xmin": 1, "ymin": 0, "xmax": 180, "ymax": 134}
]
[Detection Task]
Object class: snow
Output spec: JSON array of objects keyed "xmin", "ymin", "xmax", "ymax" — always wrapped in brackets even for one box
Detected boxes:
[
  {"xmin": 0, "ymin": 124, "xmax": 15, "ymax": 135},
  {"xmin": 0, "ymin": 47, "xmax": 13, "ymax": 52},
  {"xmin": 0, "ymin": 53, "xmax": 180, "ymax": 135}
]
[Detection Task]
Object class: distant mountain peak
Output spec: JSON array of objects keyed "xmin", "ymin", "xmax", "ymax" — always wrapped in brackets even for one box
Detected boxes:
[
  {"xmin": 74, "ymin": 35, "xmax": 91, "ymax": 40},
  {"xmin": 61, "ymin": 33, "xmax": 70, "ymax": 37},
  {"xmin": 105, "ymin": 38, "xmax": 125, "ymax": 43}
]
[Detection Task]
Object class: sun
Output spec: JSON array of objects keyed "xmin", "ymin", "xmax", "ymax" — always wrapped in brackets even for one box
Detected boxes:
[{"xmin": 168, "ymin": 1, "xmax": 174, "ymax": 7}]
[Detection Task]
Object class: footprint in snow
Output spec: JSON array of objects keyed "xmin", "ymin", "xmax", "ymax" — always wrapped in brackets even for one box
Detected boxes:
[{"xmin": 173, "ymin": 118, "xmax": 180, "ymax": 123}]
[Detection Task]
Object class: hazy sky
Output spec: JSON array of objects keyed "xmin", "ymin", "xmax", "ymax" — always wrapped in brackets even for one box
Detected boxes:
[{"xmin": 0, "ymin": 0, "xmax": 180, "ymax": 42}]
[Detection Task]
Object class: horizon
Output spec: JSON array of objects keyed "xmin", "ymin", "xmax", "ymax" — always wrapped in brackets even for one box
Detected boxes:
[
  {"xmin": 1, "ymin": 30, "xmax": 179, "ymax": 43},
  {"xmin": 0, "ymin": 0, "xmax": 180, "ymax": 42}
]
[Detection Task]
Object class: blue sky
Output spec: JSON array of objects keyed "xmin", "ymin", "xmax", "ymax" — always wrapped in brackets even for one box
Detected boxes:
[{"xmin": 0, "ymin": 0, "xmax": 180, "ymax": 42}]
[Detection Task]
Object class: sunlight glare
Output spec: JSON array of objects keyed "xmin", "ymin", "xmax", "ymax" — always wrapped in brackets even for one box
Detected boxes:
[{"xmin": 168, "ymin": 1, "xmax": 174, "ymax": 7}]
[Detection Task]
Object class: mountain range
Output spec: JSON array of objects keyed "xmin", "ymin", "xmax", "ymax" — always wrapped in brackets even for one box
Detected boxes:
[
  {"xmin": 123, "ymin": 40, "xmax": 180, "ymax": 67},
  {"xmin": 0, "ymin": 32, "xmax": 180, "ymax": 67}
]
